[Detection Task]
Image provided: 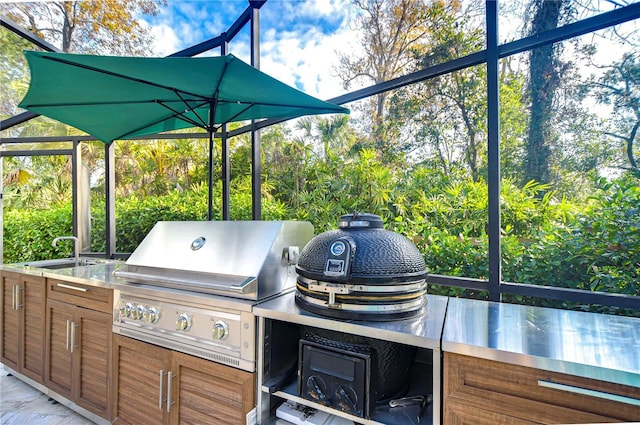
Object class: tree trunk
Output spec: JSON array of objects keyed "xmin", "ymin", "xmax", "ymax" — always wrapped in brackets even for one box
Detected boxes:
[{"xmin": 524, "ymin": 0, "xmax": 563, "ymax": 186}]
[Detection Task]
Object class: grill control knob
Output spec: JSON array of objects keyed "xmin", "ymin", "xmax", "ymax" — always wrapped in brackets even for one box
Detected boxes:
[
  {"xmin": 120, "ymin": 302, "xmax": 135, "ymax": 318},
  {"xmin": 129, "ymin": 304, "xmax": 141, "ymax": 320},
  {"xmin": 144, "ymin": 307, "xmax": 160, "ymax": 324},
  {"xmin": 176, "ymin": 313, "xmax": 192, "ymax": 331},
  {"xmin": 211, "ymin": 320, "xmax": 229, "ymax": 340},
  {"xmin": 134, "ymin": 305, "xmax": 147, "ymax": 321}
]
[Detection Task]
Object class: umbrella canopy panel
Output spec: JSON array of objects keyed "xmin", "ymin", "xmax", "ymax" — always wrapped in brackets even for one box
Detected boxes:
[{"xmin": 19, "ymin": 51, "xmax": 349, "ymax": 143}]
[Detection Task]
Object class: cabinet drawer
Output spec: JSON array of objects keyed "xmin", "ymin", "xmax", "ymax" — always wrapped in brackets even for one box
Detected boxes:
[
  {"xmin": 445, "ymin": 399, "xmax": 539, "ymax": 425},
  {"xmin": 444, "ymin": 353, "xmax": 640, "ymax": 423},
  {"xmin": 47, "ymin": 279, "xmax": 112, "ymax": 313}
]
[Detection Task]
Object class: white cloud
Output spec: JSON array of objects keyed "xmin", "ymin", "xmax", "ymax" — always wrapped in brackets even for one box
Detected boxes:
[
  {"xmin": 260, "ymin": 27, "xmax": 355, "ymax": 100},
  {"xmin": 149, "ymin": 23, "xmax": 181, "ymax": 56},
  {"xmin": 145, "ymin": 0, "xmax": 363, "ymax": 100}
]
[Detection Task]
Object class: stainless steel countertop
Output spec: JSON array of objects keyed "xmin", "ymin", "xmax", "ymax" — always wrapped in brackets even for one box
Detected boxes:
[
  {"xmin": 443, "ymin": 297, "xmax": 640, "ymax": 388},
  {"xmin": 1, "ymin": 261, "xmax": 127, "ymax": 289},
  {"xmin": 254, "ymin": 291, "xmax": 448, "ymax": 349}
]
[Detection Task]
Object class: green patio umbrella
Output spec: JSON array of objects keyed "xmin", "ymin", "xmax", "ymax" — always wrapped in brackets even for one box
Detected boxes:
[
  {"xmin": 19, "ymin": 50, "xmax": 348, "ymax": 220},
  {"xmin": 19, "ymin": 50, "xmax": 349, "ymax": 143}
]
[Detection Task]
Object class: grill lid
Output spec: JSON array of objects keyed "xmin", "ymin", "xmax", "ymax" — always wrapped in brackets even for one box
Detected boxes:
[
  {"xmin": 296, "ymin": 213, "xmax": 427, "ymax": 284},
  {"xmin": 295, "ymin": 213, "xmax": 428, "ymax": 321},
  {"xmin": 114, "ymin": 220, "xmax": 314, "ymax": 300}
]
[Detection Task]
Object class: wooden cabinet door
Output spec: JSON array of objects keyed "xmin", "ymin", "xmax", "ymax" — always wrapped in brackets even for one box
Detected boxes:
[
  {"xmin": 112, "ymin": 335, "xmax": 171, "ymax": 425},
  {"xmin": 21, "ymin": 274, "xmax": 45, "ymax": 382},
  {"xmin": 45, "ymin": 298, "xmax": 74, "ymax": 399},
  {"xmin": 76, "ymin": 306, "xmax": 112, "ymax": 419},
  {"xmin": 1, "ymin": 272, "xmax": 21, "ymax": 370},
  {"xmin": 171, "ymin": 351, "xmax": 255, "ymax": 425}
]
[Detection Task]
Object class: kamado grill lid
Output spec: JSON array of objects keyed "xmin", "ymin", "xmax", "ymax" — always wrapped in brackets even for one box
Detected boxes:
[{"xmin": 295, "ymin": 213, "xmax": 428, "ymax": 321}]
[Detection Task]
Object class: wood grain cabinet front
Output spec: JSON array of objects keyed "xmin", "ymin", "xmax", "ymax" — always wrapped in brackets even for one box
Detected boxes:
[
  {"xmin": 112, "ymin": 335, "xmax": 255, "ymax": 425},
  {"xmin": 445, "ymin": 399, "xmax": 540, "ymax": 425},
  {"xmin": 45, "ymin": 279, "xmax": 113, "ymax": 420},
  {"xmin": 1, "ymin": 271, "xmax": 46, "ymax": 383},
  {"xmin": 444, "ymin": 352, "xmax": 640, "ymax": 424}
]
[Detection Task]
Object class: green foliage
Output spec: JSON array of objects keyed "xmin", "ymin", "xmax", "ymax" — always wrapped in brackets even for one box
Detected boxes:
[
  {"xmin": 3, "ymin": 150, "xmax": 638, "ymax": 314},
  {"xmin": 3, "ymin": 206, "xmax": 73, "ymax": 263},
  {"xmin": 572, "ymin": 177, "xmax": 640, "ymax": 295}
]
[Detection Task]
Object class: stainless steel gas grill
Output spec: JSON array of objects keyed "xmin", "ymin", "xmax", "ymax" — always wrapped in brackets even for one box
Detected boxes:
[{"xmin": 112, "ymin": 220, "xmax": 313, "ymax": 372}]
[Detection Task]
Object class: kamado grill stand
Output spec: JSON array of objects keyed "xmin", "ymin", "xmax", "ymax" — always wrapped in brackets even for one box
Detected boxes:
[{"xmin": 293, "ymin": 213, "xmax": 430, "ymax": 419}]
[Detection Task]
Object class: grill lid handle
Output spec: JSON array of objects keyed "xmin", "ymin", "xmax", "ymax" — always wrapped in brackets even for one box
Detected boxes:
[
  {"xmin": 339, "ymin": 212, "xmax": 383, "ymax": 229},
  {"xmin": 114, "ymin": 269, "xmax": 256, "ymax": 294}
]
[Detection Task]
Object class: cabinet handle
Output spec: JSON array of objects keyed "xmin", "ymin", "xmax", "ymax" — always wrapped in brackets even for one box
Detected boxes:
[
  {"xmin": 166, "ymin": 371, "xmax": 174, "ymax": 413},
  {"xmin": 16, "ymin": 285, "xmax": 22, "ymax": 309},
  {"xmin": 70, "ymin": 321, "xmax": 77, "ymax": 354},
  {"xmin": 158, "ymin": 370, "xmax": 165, "ymax": 410},
  {"xmin": 538, "ymin": 379, "xmax": 640, "ymax": 406},
  {"xmin": 66, "ymin": 320, "xmax": 71, "ymax": 351},
  {"xmin": 56, "ymin": 283, "xmax": 88, "ymax": 292},
  {"xmin": 12, "ymin": 285, "xmax": 22, "ymax": 310}
]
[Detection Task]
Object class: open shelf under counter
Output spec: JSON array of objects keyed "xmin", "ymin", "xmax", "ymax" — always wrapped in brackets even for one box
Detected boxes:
[{"xmin": 254, "ymin": 292, "xmax": 448, "ymax": 425}]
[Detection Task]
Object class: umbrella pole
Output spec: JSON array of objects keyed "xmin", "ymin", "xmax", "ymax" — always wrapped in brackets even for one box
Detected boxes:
[
  {"xmin": 207, "ymin": 129, "xmax": 215, "ymax": 221},
  {"xmin": 221, "ymin": 124, "xmax": 230, "ymax": 220},
  {"xmin": 207, "ymin": 100, "xmax": 216, "ymax": 221}
]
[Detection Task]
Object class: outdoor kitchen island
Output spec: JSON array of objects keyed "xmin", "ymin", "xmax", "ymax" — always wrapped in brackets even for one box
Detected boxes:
[
  {"xmin": 2, "ymin": 259, "xmax": 261, "ymax": 425},
  {"xmin": 1, "ymin": 262, "xmax": 639, "ymax": 425}
]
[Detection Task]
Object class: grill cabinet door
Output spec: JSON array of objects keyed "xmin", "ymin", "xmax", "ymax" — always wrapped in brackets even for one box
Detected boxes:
[
  {"xmin": 171, "ymin": 350, "xmax": 255, "ymax": 425},
  {"xmin": 112, "ymin": 335, "xmax": 172, "ymax": 425}
]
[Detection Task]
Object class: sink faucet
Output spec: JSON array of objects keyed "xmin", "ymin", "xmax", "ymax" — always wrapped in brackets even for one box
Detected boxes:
[{"xmin": 52, "ymin": 236, "xmax": 80, "ymax": 266}]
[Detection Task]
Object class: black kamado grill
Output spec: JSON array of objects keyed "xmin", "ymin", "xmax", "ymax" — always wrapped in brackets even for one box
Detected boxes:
[{"xmin": 295, "ymin": 212, "xmax": 428, "ymax": 321}]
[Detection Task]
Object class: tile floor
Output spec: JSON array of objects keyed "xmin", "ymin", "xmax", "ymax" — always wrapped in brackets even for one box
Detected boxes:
[{"xmin": 0, "ymin": 363, "xmax": 96, "ymax": 425}]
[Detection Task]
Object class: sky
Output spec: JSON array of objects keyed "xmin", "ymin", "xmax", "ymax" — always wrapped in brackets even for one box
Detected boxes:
[{"xmin": 141, "ymin": 0, "xmax": 361, "ymax": 101}]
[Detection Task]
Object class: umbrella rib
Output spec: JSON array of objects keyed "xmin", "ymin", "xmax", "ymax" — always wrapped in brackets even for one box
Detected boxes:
[
  {"xmin": 172, "ymin": 90, "xmax": 210, "ymax": 129},
  {"xmin": 113, "ymin": 101, "xmax": 210, "ymax": 140},
  {"xmin": 219, "ymin": 103, "xmax": 256, "ymax": 126},
  {"xmin": 217, "ymin": 98, "xmax": 346, "ymax": 112},
  {"xmin": 39, "ymin": 54, "xmax": 209, "ymax": 101},
  {"xmin": 215, "ymin": 100, "xmax": 344, "ymax": 124},
  {"xmin": 155, "ymin": 99, "xmax": 209, "ymax": 129},
  {"xmin": 22, "ymin": 99, "xmax": 194, "ymax": 108}
]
